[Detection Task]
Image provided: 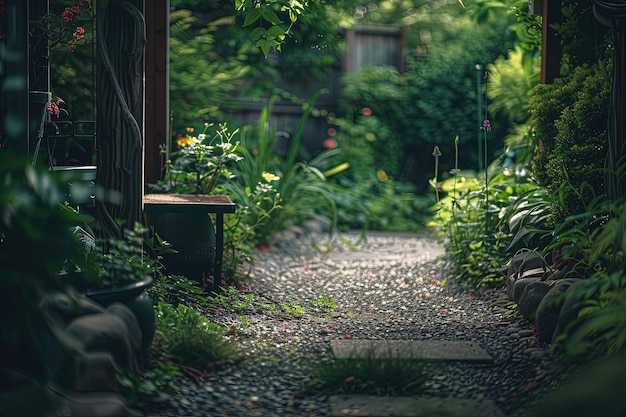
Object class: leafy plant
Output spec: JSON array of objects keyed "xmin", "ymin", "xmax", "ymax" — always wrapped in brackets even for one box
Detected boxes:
[
  {"xmin": 281, "ymin": 297, "xmax": 307, "ymax": 316},
  {"xmin": 557, "ymin": 272, "xmax": 626, "ymax": 360},
  {"xmin": 151, "ymin": 122, "xmax": 243, "ymax": 195},
  {"xmin": 148, "ymin": 273, "xmax": 207, "ymax": 309},
  {"xmin": 311, "ymin": 295, "xmax": 338, "ymax": 313},
  {"xmin": 226, "ymin": 91, "xmax": 342, "ymax": 245},
  {"xmin": 117, "ymin": 359, "xmax": 183, "ymax": 406},
  {"xmin": 553, "ymin": 199, "xmax": 626, "ymax": 360},
  {"xmin": 154, "ymin": 303, "xmax": 239, "ymax": 369},
  {"xmin": 502, "ymin": 186, "xmax": 552, "ymax": 255},
  {"xmin": 66, "ymin": 221, "xmax": 160, "ymax": 290},
  {"xmin": 431, "ymin": 136, "xmax": 531, "ymax": 286},
  {"xmin": 236, "ymin": 0, "xmax": 305, "ymax": 57}
]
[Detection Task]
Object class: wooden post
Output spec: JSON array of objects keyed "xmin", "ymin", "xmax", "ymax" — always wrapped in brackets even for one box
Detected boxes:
[
  {"xmin": 541, "ymin": 0, "xmax": 562, "ymax": 84},
  {"xmin": 144, "ymin": 0, "xmax": 169, "ymax": 184},
  {"xmin": 95, "ymin": 0, "xmax": 145, "ymax": 238}
]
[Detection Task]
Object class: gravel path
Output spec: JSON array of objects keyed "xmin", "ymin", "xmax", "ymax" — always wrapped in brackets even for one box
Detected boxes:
[{"xmin": 143, "ymin": 230, "xmax": 575, "ymax": 417}]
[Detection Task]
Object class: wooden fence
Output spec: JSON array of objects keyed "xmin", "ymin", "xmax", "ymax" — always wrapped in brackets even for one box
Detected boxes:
[{"xmin": 225, "ymin": 24, "xmax": 405, "ymax": 157}]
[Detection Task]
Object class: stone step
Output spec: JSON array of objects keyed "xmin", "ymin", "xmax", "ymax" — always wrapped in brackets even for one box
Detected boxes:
[
  {"xmin": 329, "ymin": 394, "xmax": 504, "ymax": 417},
  {"xmin": 330, "ymin": 339, "xmax": 494, "ymax": 363}
]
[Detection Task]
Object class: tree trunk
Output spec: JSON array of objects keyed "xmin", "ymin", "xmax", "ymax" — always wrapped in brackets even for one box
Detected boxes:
[{"xmin": 96, "ymin": 0, "xmax": 145, "ymax": 238}]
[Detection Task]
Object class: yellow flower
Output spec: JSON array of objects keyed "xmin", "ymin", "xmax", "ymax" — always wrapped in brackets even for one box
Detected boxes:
[
  {"xmin": 365, "ymin": 132, "xmax": 376, "ymax": 142},
  {"xmin": 262, "ymin": 172, "xmax": 280, "ymax": 182},
  {"xmin": 177, "ymin": 135, "xmax": 195, "ymax": 147},
  {"xmin": 376, "ymin": 170, "xmax": 388, "ymax": 181},
  {"xmin": 186, "ymin": 127, "xmax": 194, "ymax": 133}
]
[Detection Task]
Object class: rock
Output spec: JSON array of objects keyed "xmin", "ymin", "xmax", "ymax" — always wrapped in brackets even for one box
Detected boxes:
[
  {"xmin": 519, "ymin": 280, "xmax": 552, "ymax": 321},
  {"xmin": 513, "ymin": 277, "xmax": 541, "ymax": 304},
  {"xmin": 535, "ymin": 279, "xmax": 579, "ymax": 343},
  {"xmin": 509, "ymin": 268, "xmax": 545, "ymax": 302},
  {"xmin": 505, "ymin": 251, "xmax": 545, "ymax": 300},
  {"xmin": 65, "ymin": 303, "xmax": 141, "ymax": 373},
  {"xmin": 44, "ymin": 292, "xmax": 105, "ymax": 322},
  {"xmin": 507, "ymin": 251, "xmax": 543, "ymax": 279},
  {"xmin": 71, "ymin": 352, "xmax": 120, "ymax": 393},
  {"xmin": 303, "ymin": 217, "xmax": 331, "ymax": 234},
  {"xmin": 518, "ymin": 329, "xmax": 536, "ymax": 338}
]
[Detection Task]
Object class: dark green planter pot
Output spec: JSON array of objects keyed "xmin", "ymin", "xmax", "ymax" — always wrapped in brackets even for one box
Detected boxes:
[
  {"xmin": 85, "ymin": 277, "xmax": 155, "ymax": 367},
  {"xmin": 147, "ymin": 212, "xmax": 216, "ymax": 280}
]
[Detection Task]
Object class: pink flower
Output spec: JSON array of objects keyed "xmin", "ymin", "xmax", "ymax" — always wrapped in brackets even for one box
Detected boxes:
[
  {"xmin": 327, "ymin": 127, "xmax": 337, "ymax": 136},
  {"xmin": 323, "ymin": 138, "xmax": 338, "ymax": 149},
  {"xmin": 73, "ymin": 26, "xmax": 85, "ymax": 40},
  {"xmin": 252, "ymin": 148, "xmax": 259, "ymax": 156},
  {"xmin": 361, "ymin": 107, "xmax": 372, "ymax": 116}
]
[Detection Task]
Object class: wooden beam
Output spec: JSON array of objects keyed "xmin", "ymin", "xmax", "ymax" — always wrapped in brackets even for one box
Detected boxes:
[
  {"xmin": 144, "ymin": 0, "xmax": 170, "ymax": 184},
  {"xmin": 541, "ymin": 0, "xmax": 562, "ymax": 84}
]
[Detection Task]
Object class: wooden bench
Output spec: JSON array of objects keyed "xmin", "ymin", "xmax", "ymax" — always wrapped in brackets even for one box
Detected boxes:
[{"xmin": 143, "ymin": 194, "xmax": 235, "ymax": 292}]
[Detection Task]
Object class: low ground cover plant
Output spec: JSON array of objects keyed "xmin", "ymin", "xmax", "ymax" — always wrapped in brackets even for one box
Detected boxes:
[{"xmin": 306, "ymin": 352, "xmax": 430, "ymax": 396}]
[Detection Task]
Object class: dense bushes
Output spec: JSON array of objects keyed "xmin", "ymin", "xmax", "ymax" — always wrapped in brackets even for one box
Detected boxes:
[{"xmin": 529, "ymin": 66, "xmax": 610, "ymax": 224}]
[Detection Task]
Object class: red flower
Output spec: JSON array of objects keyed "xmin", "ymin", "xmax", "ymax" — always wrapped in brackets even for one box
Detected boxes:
[
  {"xmin": 327, "ymin": 127, "xmax": 337, "ymax": 136},
  {"xmin": 361, "ymin": 107, "xmax": 372, "ymax": 116},
  {"xmin": 323, "ymin": 138, "xmax": 338, "ymax": 149}
]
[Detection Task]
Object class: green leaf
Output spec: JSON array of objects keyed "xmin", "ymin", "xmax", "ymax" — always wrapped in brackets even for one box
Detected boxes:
[
  {"xmin": 266, "ymin": 25, "xmax": 285, "ymax": 39},
  {"xmin": 261, "ymin": 42, "xmax": 271, "ymax": 58},
  {"xmin": 250, "ymin": 27, "xmax": 265, "ymax": 41},
  {"xmin": 243, "ymin": 8, "xmax": 262, "ymax": 27},
  {"xmin": 261, "ymin": 9, "xmax": 284, "ymax": 25},
  {"xmin": 469, "ymin": 241, "xmax": 483, "ymax": 250}
]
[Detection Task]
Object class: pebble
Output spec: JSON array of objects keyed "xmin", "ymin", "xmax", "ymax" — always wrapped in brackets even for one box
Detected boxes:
[{"xmin": 142, "ymin": 230, "xmax": 571, "ymax": 417}]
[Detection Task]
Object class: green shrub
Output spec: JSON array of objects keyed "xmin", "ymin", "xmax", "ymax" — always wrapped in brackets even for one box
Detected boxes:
[
  {"xmin": 529, "ymin": 66, "xmax": 610, "ymax": 224},
  {"xmin": 338, "ymin": 66, "xmax": 406, "ymax": 178}
]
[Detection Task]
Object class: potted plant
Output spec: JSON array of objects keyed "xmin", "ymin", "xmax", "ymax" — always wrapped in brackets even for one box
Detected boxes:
[
  {"xmin": 66, "ymin": 220, "xmax": 158, "ymax": 365},
  {"xmin": 0, "ymin": 154, "xmax": 144, "ymax": 416}
]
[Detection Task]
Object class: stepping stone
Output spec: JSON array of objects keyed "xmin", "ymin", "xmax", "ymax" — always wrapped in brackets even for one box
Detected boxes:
[
  {"xmin": 330, "ymin": 340, "xmax": 493, "ymax": 363},
  {"xmin": 329, "ymin": 394, "xmax": 504, "ymax": 417}
]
